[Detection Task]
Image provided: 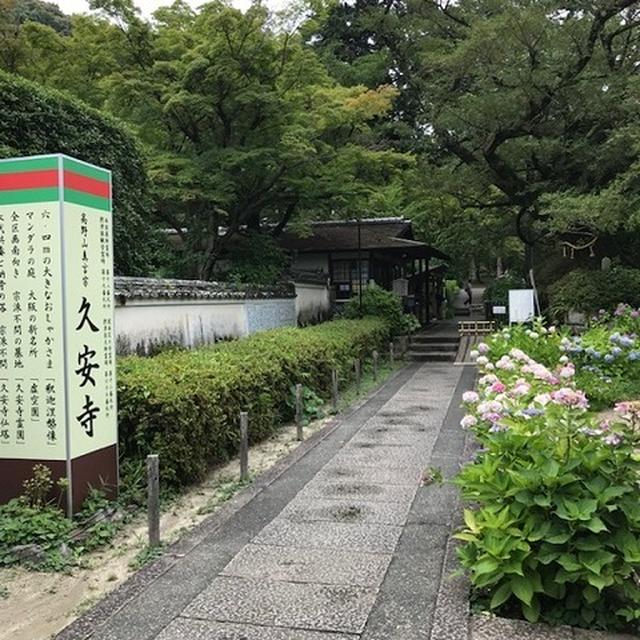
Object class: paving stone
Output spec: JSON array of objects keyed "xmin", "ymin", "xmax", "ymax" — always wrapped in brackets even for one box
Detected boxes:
[
  {"xmin": 297, "ymin": 479, "xmax": 417, "ymax": 503},
  {"xmin": 221, "ymin": 543, "xmax": 392, "ymax": 587},
  {"xmin": 351, "ymin": 429, "xmax": 430, "ymax": 445},
  {"xmin": 182, "ymin": 576, "xmax": 376, "ymax": 634},
  {"xmin": 469, "ymin": 615, "xmax": 574, "ymax": 640},
  {"xmin": 252, "ymin": 519, "xmax": 403, "ymax": 554},
  {"xmin": 406, "ymin": 483, "xmax": 461, "ymax": 526},
  {"xmin": 156, "ymin": 619, "xmax": 356, "ymax": 640},
  {"xmin": 329, "ymin": 449, "xmax": 428, "ymax": 471},
  {"xmin": 314, "ymin": 464, "xmax": 423, "ymax": 487},
  {"xmin": 281, "ymin": 496, "xmax": 412, "ymax": 525}
]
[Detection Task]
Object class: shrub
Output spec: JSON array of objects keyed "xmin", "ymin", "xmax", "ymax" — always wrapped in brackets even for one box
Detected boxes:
[
  {"xmin": 343, "ymin": 285, "xmax": 419, "ymax": 335},
  {"xmin": 0, "ymin": 70, "xmax": 158, "ymax": 275},
  {"xmin": 484, "ymin": 274, "xmax": 527, "ymax": 306},
  {"xmin": 458, "ymin": 333, "xmax": 640, "ymax": 633},
  {"xmin": 560, "ymin": 304, "xmax": 640, "ymax": 408},
  {"xmin": 548, "ymin": 268, "xmax": 640, "ymax": 320},
  {"xmin": 117, "ymin": 318, "xmax": 391, "ymax": 488}
]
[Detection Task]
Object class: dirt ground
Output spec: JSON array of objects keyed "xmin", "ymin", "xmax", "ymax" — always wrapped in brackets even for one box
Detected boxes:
[{"xmin": 0, "ymin": 416, "xmax": 332, "ymax": 640}]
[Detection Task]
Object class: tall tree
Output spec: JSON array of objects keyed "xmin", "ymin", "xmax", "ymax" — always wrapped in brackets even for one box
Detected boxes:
[{"xmin": 308, "ymin": 0, "xmax": 640, "ymax": 272}]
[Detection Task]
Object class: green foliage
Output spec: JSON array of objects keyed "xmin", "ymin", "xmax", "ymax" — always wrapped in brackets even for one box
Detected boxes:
[
  {"xmin": 0, "ymin": 498, "xmax": 72, "ymax": 569},
  {"xmin": 484, "ymin": 274, "xmax": 528, "ymax": 306},
  {"xmin": 0, "ymin": 70, "xmax": 160, "ymax": 276},
  {"xmin": 548, "ymin": 268, "xmax": 640, "ymax": 320},
  {"xmin": 10, "ymin": 0, "xmax": 72, "ymax": 35},
  {"xmin": 117, "ymin": 318, "xmax": 392, "ymax": 488},
  {"xmin": 0, "ymin": 467, "xmax": 123, "ymax": 571},
  {"xmin": 459, "ymin": 320, "xmax": 640, "ymax": 632},
  {"xmin": 5, "ymin": 2, "xmax": 411, "ymax": 279},
  {"xmin": 129, "ymin": 543, "xmax": 164, "ymax": 571},
  {"xmin": 21, "ymin": 463, "xmax": 54, "ymax": 508},
  {"xmin": 343, "ymin": 285, "xmax": 418, "ymax": 336},
  {"xmin": 486, "ymin": 322, "xmax": 563, "ymax": 370},
  {"xmin": 227, "ymin": 232, "xmax": 289, "ymax": 285},
  {"xmin": 456, "ymin": 412, "xmax": 640, "ymax": 632},
  {"xmin": 287, "ymin": 384, "xmax": 325, "ymax": 425}
]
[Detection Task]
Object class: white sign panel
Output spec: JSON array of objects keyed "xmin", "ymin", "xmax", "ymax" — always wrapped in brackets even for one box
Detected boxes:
[{"xmin": 508, "ymin": 289, "xmax": 535, "ymax": 324}]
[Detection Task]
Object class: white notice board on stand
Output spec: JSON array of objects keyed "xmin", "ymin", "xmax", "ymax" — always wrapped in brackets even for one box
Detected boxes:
[{"xmin": 509, "ymin": 289, "xmax": 535, "ymax": 324}]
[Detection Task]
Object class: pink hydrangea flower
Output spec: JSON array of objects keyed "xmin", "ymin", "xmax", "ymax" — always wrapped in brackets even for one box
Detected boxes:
[
  {"xmin": 460, "ymin": 415, "xmax": 478, "ymax": 428},
  {"xmin": 462, "ymin": 391, "xmax": 479, "ymax": 404},
  {"xmin": 489, "ymin": 381, "xmax": 506, "ymax": 394},
  {"xmin": 550, "ymin": 388, "xmax": 589, "ymax": 410},
  {"xmin": 496, "ymin": 356, "xmax": 515, "ymax": 371},
  {"xmin": 509, "ymin": 348, "xmax": 530, "ymax": 362},
  {"xmin": 603, "ymin": 433, "xmax": 622, "ymax": 446},
  {"xmin": 477, "ymin": 342, "xmax": 490, "ymax": 354},
  {"xmin": 559, "ymin": 365, "xmax": 575, "ymax": 379},
  {"xmin": 511, "ymin": 382, "xmax": 531, "ymax": 397},
  {"xmin": 534, "ymin": 393, "xmax": 552, "ymax": 406}
]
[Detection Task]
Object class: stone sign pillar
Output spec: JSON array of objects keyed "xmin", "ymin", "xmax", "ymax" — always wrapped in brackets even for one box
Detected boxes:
[{"xmin": 0, "ymin": 154, "xmax": 117, "ymax": 515}]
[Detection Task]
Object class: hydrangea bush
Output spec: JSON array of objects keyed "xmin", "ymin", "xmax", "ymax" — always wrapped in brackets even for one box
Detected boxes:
[{"xmin": 456, "ymin": 329, "xmax": 640, "ymax": 632}]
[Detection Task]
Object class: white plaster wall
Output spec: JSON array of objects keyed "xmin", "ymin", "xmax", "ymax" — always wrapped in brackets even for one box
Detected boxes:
[
  {"xmin": 294, "ymin": 282, "xmax": 331, "ymax": 324},
  {"xmin": 115, "ymin": 299, "xmax": 248, "ymax": 354}
]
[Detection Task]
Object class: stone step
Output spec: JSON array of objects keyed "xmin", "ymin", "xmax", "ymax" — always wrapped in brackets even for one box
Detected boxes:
[
  {"xmin": 408, "ymin": 351, "xmax": 457, "ymax": 362},
  {"xmin": 409, "ymin": 343, "xmax": 458, "ymax": 353},
  {"xmin": 410, "ymin": 335, "xmax": 459, "ymax": 345}
]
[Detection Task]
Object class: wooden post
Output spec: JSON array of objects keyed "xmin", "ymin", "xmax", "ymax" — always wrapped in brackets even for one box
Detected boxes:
[
  {"xmin": 355, "ymin": 358, "xmax": 361, "ymax": 393},
  {"xmin": 240, "ymin": 411, "xmax": 249, "ymax": 482},
  {"xmin": 389, "ymin": 341, "xmax": 395, "ymax": 363},
  {"xmin": 373, "ymin": 350, "xmax": 379, "ymax": 381},
  {"xmin": 331, "ymin": 369, "xmax": 339, "ymax": 413},
  {"xmin": 295, "ymin": 383, "xmax": 304, "ymax": 441},
  {"xmin": 147, "ymin": 454, "xmax": 160, "ymax": 547}
]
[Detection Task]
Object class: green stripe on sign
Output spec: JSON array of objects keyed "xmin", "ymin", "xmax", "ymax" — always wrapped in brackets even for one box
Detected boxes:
[
  {"xmin": 62, "ymin": 157, "xmax": 110, "ymax": 183},
  {"xmin": 63, "ymin": 188, "xmax": 111, "ymax": 211},
  {"xmin": 0, "ymin": 187, "xmax": 59, "ymax": 205},
  {"xmin": 0, "ymin": 156, "xmax": 59, "ymax": 174}
]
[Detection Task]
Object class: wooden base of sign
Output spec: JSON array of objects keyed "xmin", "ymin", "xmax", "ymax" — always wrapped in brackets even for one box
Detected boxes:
[{"xmin": 0, "ymin": 443, "xmax": 118, "ymax": 513}]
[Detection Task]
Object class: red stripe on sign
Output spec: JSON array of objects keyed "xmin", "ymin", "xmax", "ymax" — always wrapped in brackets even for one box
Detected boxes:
[
  {"xmin": 0, "ymin": 170, "xmax": 58, "ymax": 191},
  {"xmin": 64, "ymin": 171, "xmax": 110, "ymax": 199}
]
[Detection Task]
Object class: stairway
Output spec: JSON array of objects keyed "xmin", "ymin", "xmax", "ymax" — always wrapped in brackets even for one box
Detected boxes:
[{"xmin": 408, "ymin": 333, "xmax": 459, "ymax": 362}]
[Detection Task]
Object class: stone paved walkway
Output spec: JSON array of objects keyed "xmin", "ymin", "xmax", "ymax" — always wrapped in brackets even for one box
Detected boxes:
[{"xmin": 58, "ymin": 362, "xmax": 475, "ymax": 640}]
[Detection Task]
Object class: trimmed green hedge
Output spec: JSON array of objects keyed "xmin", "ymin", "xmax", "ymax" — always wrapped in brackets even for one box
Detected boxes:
[{"xmin": 117, "ymin": 318, "xmax": 391, "ymax": 487}]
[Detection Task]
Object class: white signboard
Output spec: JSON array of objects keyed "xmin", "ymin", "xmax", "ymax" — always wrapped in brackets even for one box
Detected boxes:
[{"xmin": 508, "ymin": 289, "xmax": 535, "ymax": 324}]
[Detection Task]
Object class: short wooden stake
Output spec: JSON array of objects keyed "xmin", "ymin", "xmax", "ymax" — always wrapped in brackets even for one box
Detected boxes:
[
  {"xmin": 146, "ymin": 454, "xmax": 160, "ymax": 547},
  {"xmin": 389, "ymin": 341, "xmax": 395, "ymax": 363},
  {"xmin": 331, "ymin": 369, "xmax": 339, "ymax": 413},
  {"xmin": 355, "ymin": 358, "xmax": 361, "ymax": 392},
  {"xmin": 373, "ymin": 350, "xmax": 379, "ymax": 381},
  {"xmin": 295, "ymin": 383, "xmax": 304, "ymax": 441},
  {"xmin": 240, "ymin": 411, "xmax": 249, "ymax": 482}
]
